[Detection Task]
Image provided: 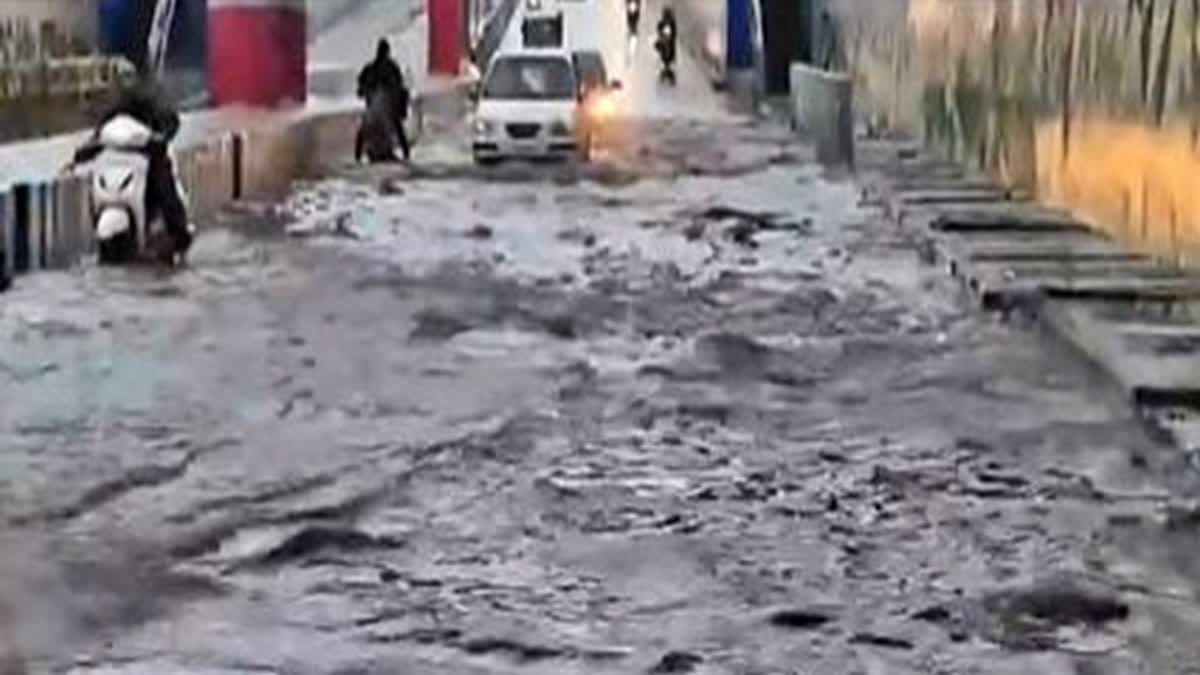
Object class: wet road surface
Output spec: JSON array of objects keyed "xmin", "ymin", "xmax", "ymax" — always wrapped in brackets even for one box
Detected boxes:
[{"xmin": 5, "ymin": 18, "xmax": 1200, "ymax": 675}]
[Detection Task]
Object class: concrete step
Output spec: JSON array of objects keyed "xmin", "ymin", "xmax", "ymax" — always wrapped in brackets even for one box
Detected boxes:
[
  {"xmin": 941, "ymin": 233, "xmax": 1140, "ymax": 264},
  {"xmin": 891, "ymin": 178, "xmax": 1008, "ymax": 192},
  {"xmin": 897, "ymin": 188, "xmax": 1030, "ymax": 206},
  {"xmin": 1043, "ymin": 299, "xmax": 1200, "ymax": 406},
  {"xmin": 930, "ymin": 209, "xmax": 1091, "ymax": 234}
]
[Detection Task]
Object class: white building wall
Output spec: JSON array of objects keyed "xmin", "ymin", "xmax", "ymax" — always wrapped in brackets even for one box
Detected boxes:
[{"xmin": 0, "ymin": 0, "xmax": 100, "ymax": 63}]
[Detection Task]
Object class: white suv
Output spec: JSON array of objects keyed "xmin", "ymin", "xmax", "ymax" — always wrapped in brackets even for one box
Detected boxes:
[{"xmin": 471, "ymin": 50, "xmax": 589, "ymax": 165}]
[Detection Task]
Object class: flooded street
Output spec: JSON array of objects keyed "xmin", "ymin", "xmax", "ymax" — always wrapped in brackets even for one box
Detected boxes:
[{"xmin": 5, "ymin": 9, "xmax": 1200, "ymax": 675}]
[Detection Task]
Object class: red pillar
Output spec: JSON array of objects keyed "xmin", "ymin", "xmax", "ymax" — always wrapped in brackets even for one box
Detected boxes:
[
  {"xmin": 429, "ymin": 0, "xmax": 465, "ymax": 75},
  {"xmin": 209, "ymin": 0, "xmax": 307, "ymax": 107}
]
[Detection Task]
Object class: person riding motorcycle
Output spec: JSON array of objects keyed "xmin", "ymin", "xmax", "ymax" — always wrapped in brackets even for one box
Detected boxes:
[
  {"xmin": 356, "ymin": 39, "xmax": 412, "ymax": 162},
  {"xmin": 66, "ymin": 78, "xmax": 191, "ymax": 258},
  {"xmin": 655, "ymin": 7, "xmax": 678, "ymax": 73},
  {"xmin": 626, "ymin": 0, "xmax": 641, "ymax": 35}
]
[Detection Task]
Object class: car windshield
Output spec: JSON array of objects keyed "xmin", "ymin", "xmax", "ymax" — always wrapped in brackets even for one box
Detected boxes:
[
  {"xmin": 521, "ymin": 16, "xmax": 563, "ymax": 48},
  {"xmin": 483, "ymin": 56, "xmax": 577, "ymax": 100},
  {"xmin": 572, "ymin": 52, "xmax": 607, "ymax": 90}
]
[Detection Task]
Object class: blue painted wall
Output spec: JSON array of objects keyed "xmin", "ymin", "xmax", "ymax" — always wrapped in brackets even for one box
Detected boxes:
[
  {"xmin": 99, "ymin": 0, "xmax": 136, "ymax": 56},
  {"xmin": 725, "ymin": 0, "xmax": 753, "ymax": 70}
]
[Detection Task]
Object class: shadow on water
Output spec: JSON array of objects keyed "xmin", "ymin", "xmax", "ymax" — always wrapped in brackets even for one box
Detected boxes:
[{"xmin": 841, "ymin": 0, "xmax": 1200, "ymax": 262}]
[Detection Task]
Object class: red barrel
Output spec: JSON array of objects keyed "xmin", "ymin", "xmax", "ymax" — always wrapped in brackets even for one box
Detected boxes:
[
  {"xmin": 209, "ymin": 0, "xmax": 307, "ymax": 107},
  {"xmin": 429, "ymin": 0, "xmax": 465, "ymax": 75}
]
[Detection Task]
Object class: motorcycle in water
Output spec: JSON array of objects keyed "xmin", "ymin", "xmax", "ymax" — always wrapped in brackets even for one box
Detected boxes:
[
  {"xmin": 357, "ymin": 88, "xmax": 400, "ymax": 164},
  {"xmin": 86, "ymin": 115, "xmax": 192, "ymax": 266},
  {"xmin": 655, "ymin": 23, "xmax": 676, "ymax": 85},
  {"xmin": 626, "ymin": 0, "xmax": 640, "ymax": 35}
]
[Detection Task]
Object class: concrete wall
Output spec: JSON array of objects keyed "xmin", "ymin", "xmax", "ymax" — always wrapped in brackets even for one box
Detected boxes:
[{"xmin": 841, "ymin": 0, "xmax": 1200, "ymax": 257}]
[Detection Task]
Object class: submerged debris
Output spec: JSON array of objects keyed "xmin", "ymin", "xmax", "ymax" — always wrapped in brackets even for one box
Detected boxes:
[
  {"xmin": 767, "ymin": 607, "xmax": 836, "ymax": 630},
  {"xmin": 848, "ymin": 632, "xmax": 914, "ymax": 650},
  {"xmin": 976, "ymin": 574, "xmax": 1130, "ymax": 651},
  {"xmin": 244, "ymin": 526, "xmax": 404, "ymax": 568},
  {"xmin": 649, "ymin": 650, "xmax": 704, "ymax": 673}
]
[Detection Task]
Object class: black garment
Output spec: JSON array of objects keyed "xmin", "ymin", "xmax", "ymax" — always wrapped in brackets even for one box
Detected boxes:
[
  {"xmin": 655, "ymin": 13, "xmax": 677, "ymax": 64},
  {"xmin": 355, "ymin": 123, "xmax": 410, "ymax": 162},
  {"xmin": 357, "ymin": 39, "xmax": 412, "ymax": 160},
  {"xmin": 352, "ymin": 95, "xmax": 410, "ymax": 163},
  {"xmin": 74, "ymin": 83, "xmax": 190, "ymax": 256}
]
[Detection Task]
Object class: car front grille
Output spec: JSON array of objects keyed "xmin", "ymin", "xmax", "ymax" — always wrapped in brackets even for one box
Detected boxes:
[{"xmin": 506, "ymin": 123, "xmax": 541, "ymax": 139}]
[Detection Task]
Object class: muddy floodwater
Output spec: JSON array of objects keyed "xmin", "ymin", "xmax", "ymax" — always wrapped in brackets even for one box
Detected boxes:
[
  {"xmin": 9, "ymin": 10, "xmax": 1200, "ymax": 673},
  {"xmin": 843, "ymin": 0, "xmax": 1200, "ymax": 261}
]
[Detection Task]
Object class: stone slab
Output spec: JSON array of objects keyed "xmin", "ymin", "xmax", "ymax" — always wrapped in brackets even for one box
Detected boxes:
[
  {"xmin": 929, "ymin": 208, "xmax": 1092, "ymax": 234},
  {"xmin": 1042, "ymin": 299, "xmax": 1200, "ymax": 405},
  {"xmin": 940, "ymin": 231, "xmax": 1138, "ymax": 265},
  {"xmin": 891, "ymin": 178, "xmax": 1004, "ymax": 192},
  {"xmin": 897, "ymin": 188, "xmax": 1026, "ymax": 206},
  {"xmin": 975, "ymin": 275, "xmax": 1200, "ymax": 312}
]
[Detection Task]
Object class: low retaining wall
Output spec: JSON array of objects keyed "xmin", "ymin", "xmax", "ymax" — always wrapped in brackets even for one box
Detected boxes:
[
  {"xmin": 0, "ymin": 84, "xmax": 467, "ymax": 281},
  {"xmin": 790, "ymin": 62, "xmax": 853, "ymax": 169}
]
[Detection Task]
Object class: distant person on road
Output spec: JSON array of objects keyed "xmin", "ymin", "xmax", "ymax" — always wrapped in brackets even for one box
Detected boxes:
[
  {"xmin": 655, "ymin": 7, "xmax": 678, "ymax": 65},
  {"xmin": 356, "ymin": 38, "xmax": 412, "ymax": 161},
  {"xmin": 68, "ymin": 78, "xmax": 191, "ymax": 257}
]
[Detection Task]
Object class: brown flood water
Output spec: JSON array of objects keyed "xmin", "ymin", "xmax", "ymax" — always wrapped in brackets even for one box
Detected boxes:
[{"xmin": 841, "ymin": 0, "xmax": 1200, "ymax": 261}]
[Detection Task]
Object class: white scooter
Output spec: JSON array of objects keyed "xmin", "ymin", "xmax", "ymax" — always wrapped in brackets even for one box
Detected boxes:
[{"xmin": 79, "ymin": 115, "xmax": 192, "ymax": 266}]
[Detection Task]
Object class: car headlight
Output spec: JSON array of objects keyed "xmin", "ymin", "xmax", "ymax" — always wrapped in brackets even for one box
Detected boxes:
[
  {"xmin": 548, "ymin": 120, "xmax": 571, "ymax": 136},
  {"xmin": 588, "ymin": 94, "xmax": 617, "ymax": 120},
  {"xmin": 474, "ymin": 118, "xmax": 496, "ymax": 135}
]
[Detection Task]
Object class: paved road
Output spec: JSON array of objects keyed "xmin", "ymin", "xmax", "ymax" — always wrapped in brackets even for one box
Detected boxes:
[{"xmin": 3, "ymin": 7, "xmax": 1200, "ymax": 675}]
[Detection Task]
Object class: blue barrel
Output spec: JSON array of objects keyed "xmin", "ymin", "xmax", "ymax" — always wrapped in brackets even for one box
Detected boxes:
[
  {"xmin": 725, "ymin": 0, "xmax": 754, "ymax": 70},
  {"xmin": 99, "ymin": 0, "xmax": 137, "ymax": 57}
]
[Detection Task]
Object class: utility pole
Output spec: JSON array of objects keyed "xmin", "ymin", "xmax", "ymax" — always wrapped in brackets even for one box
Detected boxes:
[{"xmin": 145, "ymin": 0, "xmax": 177, "ymax": 77}]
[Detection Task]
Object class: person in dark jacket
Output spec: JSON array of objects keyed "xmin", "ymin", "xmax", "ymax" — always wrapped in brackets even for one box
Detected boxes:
[
  {"xmin": 356, "ymin": 39, "xmax": 411, "ymax": 161},
  {"xmin": 655, "ymin": 7, "xmax": 678, "ymax": 66},
  {"xmin": 657, "ymin": 7, "xmax": 676, "ymax": 60},
  {"xmin": 68, "ymin": 78, "xmax": 191, "ymax": 258}
]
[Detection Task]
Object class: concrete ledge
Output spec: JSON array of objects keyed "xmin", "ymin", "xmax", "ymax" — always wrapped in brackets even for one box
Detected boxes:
[
  {"xmin": 789, "ymin": 63, "xmax": 853, "ymax": 169},
  {"xmin": 308, "ymin": 64, "xmax": 359, "ymax": 100}
]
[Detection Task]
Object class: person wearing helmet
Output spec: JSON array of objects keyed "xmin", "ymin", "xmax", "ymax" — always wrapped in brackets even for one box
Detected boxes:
[
  {"xmin": 655, "ymin": 7, "xmax": 678, "ymax": 75},
  {"xmin": 356, "ymin": 38, "xmax": 412, "ymax": 161},
  {"xmin": 68, "ymin": 77, "xmax": 190, "ymax": 258}
]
